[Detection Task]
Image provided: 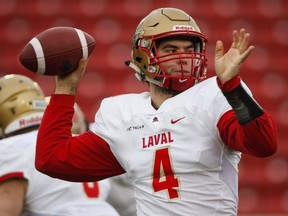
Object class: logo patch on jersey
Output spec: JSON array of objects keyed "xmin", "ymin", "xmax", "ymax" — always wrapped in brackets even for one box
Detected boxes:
[
  {"xmin": 126, "ymin": 125, "xmax": 144, "ymax": 131},
  {"xmin": 171, "ymin": 117, "xmax": 185, "ymax": 124},
  {"xmin": 152, "ymin": 116, "xmax": 159, "ymax": 123}
]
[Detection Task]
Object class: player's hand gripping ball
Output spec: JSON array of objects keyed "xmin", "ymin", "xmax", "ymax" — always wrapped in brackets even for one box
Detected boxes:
[{"xmin": 19, "ymin": 26, "xmax": 95, "ymax": 76}]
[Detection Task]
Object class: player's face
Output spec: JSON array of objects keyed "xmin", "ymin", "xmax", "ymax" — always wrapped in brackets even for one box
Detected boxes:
[{"xmin": 156, "ymin": 39, "xmax": 194, "ymax": 78}]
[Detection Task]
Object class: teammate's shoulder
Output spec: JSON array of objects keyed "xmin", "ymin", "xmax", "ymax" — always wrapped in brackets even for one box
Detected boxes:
[
  {"xmin": 0, "ymin": 136, "xmax": 28, "ymax": 159},
  {"xmin": 0, "ymin": 130, "xmax": 37, "ymax": 148}
]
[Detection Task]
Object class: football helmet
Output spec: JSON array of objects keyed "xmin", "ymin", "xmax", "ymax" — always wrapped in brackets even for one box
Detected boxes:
[
  {"xmin": 45, "ymin": 97, "xmax": 88, "ymax": 134},
  {"xmin": 0, "ymin": 74, "xmax": 46, "ymax": 136},
  {"xmin": 126, "ymin": 8, "xmax": 208, "ymax": 92}
]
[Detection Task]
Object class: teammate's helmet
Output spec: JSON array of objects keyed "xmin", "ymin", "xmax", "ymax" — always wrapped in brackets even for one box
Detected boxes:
[
  {"xmin": 0, "ymin": 74, "xmax": 46, "ymax": 136},
  {"xmin": 127, "ymin": 8, "xmax": 208, "ymax": 92},
  {"xmin": 45, "ymin": 97, "xmax": 88, "ymax": 134}
]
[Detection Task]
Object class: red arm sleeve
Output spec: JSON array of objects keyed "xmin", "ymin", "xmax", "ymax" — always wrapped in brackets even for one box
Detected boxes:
[
  {"xmin": 217, "ymin": 110, "xmax": 278, "ymax": 157},
  {"xmin": 217, "ymin": 76, "xmax": 278, "ymax": 157},
  {"xmin": 35, "ymin": 94, "xmax": 125, "ymax": 182}
]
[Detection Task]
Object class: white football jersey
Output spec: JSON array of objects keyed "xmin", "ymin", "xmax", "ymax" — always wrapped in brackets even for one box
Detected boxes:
[
  {"xmin": 93, "ymin": 77, "xmax": 242, "ymax": 216},
  {"xmin": 0, "ymin": 130, "xmax": 119, "ymax": 216}
]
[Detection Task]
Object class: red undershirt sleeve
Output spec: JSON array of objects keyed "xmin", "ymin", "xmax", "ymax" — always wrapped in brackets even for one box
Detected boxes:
[
  {"xmin": 35, "ymin": 94, "xmax": 125, "ymax": 182},
  {"xmin": 216, "ymin": 76, "xmax": 278, "ymax": 157},
  {"xmin": 217, "ymin": 110, "xmax": 278, "ymax": 157}
]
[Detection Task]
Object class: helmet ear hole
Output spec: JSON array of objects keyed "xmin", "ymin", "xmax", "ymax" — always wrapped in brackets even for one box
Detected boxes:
[
  {"xmin": 10, "ymin": 107, "xmax": 16, "ymax": 115},
  {"xmin": 135, "ymin": 57, "xmax": 142, "ymax": 63}
]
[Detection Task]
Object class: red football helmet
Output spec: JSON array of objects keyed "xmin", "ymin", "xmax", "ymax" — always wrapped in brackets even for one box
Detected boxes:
[{"xmin": 126, "ymin": 8, "xmax": 208, "ymax": 92}]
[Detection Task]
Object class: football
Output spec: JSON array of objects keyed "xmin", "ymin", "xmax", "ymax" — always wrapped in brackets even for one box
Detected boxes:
[{"xmin": 19, "ymin": 26, "xmax": 96, "ymax": 76}]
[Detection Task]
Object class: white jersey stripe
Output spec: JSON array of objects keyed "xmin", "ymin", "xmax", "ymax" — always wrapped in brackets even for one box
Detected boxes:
[
  {"xmin": 29, "ymin": 38, "xmax": 46, "ymax": 75},
  {"xmin": 75, "ymin": 28, "xmax": 88, "ymax": 59}
]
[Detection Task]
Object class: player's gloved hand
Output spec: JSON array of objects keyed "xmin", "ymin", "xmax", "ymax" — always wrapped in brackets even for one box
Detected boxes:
[
  {"xmin": 214, "ymin": 28, "xmax": 254, "ymax": 84},
  {"xmin": 55, "ymin": 58, "xmax": 89, "ymax": 95}
]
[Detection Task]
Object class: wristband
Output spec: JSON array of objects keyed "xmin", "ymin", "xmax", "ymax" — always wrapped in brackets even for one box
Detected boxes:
[{"xmin": 223, "ymin": 84, "xmax": 264, "ymax": 125}]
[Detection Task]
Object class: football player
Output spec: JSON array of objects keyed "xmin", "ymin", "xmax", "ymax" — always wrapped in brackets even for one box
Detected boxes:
[
  {"xmin": 35, "ymin": 8, "xmax": 278, "ymax": 215},
  {"xmin": 0, "ymin": 74, "xmax": 119, "ymax": 216}
]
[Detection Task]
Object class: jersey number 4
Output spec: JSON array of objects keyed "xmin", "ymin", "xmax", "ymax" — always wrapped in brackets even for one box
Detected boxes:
[{"xmin": 152, "ymin": 147, "xmax": 179, "ymax": 199}]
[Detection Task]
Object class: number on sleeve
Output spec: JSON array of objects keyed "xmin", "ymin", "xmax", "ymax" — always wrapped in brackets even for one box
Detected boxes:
[{"xmin": 152, "ymin": 147, "xmax": 179, "ymax": 199}]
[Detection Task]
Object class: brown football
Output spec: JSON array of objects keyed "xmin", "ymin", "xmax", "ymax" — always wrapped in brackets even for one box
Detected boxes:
[{"xmin": 19, "ymin": 26, "xmax": 95, "ymax": 76}]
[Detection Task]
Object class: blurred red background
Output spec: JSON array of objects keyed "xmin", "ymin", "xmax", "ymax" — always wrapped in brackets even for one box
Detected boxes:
[{"xmin": 0, "ymin": 0, "xmax": 287, "ymax": 215}]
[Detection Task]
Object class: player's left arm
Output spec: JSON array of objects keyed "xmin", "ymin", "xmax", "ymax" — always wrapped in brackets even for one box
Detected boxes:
[
  {"xmin": 217, "ymin": 76, "xmax": 278, "ymax": 157},
  {"xmin": 214, "ymin": 28, "xmax": 278, "ymax": 157}
]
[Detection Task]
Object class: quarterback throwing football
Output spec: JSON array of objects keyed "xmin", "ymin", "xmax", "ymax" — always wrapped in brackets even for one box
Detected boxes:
[{"xmin": 35, "ymin": 8, "xmax": 277, "ymax": 216}]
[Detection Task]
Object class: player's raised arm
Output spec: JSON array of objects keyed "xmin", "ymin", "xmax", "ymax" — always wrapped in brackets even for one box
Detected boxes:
[
  {"xmin": 215, "ymin": 28, "xmax": 254, "ymax": 83},
  {"xmin": 35, "ymin": 59, "xmax": 125, "ymax": 181},
  {"xmin": 215, "ymin": 29, "xmax": 277, "ymax": 157},
  {"xmin": 55, "ymin": 58, "xmax": 88, "ymax": 95}
]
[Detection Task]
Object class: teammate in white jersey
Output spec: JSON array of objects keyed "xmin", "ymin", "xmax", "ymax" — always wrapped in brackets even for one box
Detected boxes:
[
  {"xmin": 0, "ymin": 74, "xmax": 120, "ymax": 216},
  {"xmin": 35, "ymin": 8, "xmax": 278, "ymax": 216},
  {"xmin": 107, "ymin": 174, "xmax": 136, "ymax": 216}
]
